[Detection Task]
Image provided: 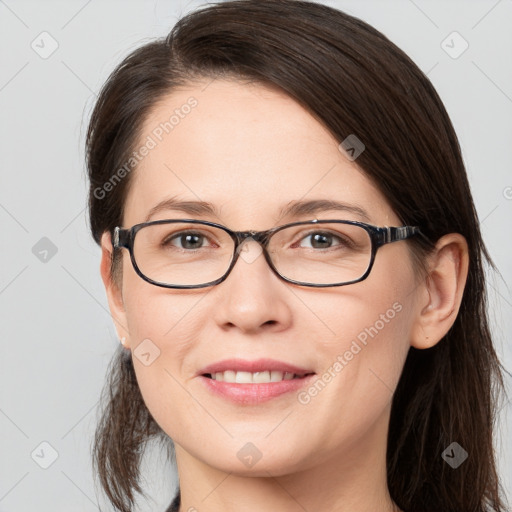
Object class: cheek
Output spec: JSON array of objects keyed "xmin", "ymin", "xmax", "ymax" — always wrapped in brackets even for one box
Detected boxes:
[
  {"xmin": 121, "ymin": 278, "xmax": 205, "ymax": 425},
  {"xmin": 297, "ymin": 261, "xmax": 415, "ymax": 437},
  {"xmin": 311, "ymin": 286, "xmax": 410, "ymax": 399},
  {"xmin": 311, "ymin": 245, "xmax": 414, "ymax": 360},
  {"xmin": 121, "ymin": 254, "xmax": 205, "ymax": 343}
]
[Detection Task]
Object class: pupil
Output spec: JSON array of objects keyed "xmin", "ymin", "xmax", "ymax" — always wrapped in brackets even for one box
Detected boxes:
[
  {"xmin": 182, "ymin": 234, "xmax": 202, "ymax": 249},
  {"xmin": 311, "ymin": 233, "xmax": 331, "ymax": 248}
]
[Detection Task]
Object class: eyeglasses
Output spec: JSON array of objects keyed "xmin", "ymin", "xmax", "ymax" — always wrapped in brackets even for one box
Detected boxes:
[{"xmin": 113, "ymin": 219, "xmax": 421, "ymax": 289}]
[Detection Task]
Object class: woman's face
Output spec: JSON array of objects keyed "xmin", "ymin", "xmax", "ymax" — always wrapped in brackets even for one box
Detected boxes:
[{"xmin": 105, "ymin": 79, "xmax": 422, "ymax": 476}]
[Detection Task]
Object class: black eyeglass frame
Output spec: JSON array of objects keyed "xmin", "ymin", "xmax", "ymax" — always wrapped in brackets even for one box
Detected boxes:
[{"xmin": 113, "ymin": 219, "xmax": 421, "ymax": 289}]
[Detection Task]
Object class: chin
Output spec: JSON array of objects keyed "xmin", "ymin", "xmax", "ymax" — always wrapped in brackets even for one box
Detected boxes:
[{"xmin": 198, "ymin": 439, "xmax": 308, "ymax": 476}]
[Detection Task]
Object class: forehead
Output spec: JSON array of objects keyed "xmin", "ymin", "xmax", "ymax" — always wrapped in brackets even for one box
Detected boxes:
[{"xmin": 123, "ymin": 79, "xmax": 398, "ymax": 228}]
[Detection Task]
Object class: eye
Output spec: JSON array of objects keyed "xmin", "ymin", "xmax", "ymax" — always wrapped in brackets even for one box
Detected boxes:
[
  {"xmin": 163, "ymin": 231, "xmax": 213, "ymax": 250},
  {"xmin": 296, "ymin": 231, "xmax": 350, "ymax": 250}
]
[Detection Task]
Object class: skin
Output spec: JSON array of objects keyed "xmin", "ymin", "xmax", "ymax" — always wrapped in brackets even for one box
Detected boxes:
[{"xmin": 100, "ymin": 79, "xmax": 469, "ymax": 512}]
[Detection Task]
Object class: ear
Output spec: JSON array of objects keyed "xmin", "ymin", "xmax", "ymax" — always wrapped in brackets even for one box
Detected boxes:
[
  {"xmin": 410, "ymin": 233, "xmax": 469, "ymax": 349},
  {"xmin": 100, "ymin": 231, "xmax": 131, "ymax": 349}
]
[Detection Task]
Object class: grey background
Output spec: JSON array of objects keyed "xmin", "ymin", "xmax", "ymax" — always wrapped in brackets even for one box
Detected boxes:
[{"xmin": 0, "ymin": 0, "xmax": 511, "ymax": 510}]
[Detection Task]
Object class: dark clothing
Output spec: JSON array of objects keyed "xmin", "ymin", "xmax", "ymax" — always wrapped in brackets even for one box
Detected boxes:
[{"xmin": 165, "ymin": 490, "xmax": 180, "ymax": 512}]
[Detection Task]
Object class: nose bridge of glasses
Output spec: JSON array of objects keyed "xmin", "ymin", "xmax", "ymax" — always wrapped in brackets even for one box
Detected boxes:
[
  {"xmin": 234, "ymin": 230, "xmax": 269, "ymax": 248},
  {"xmin": 231, "ymin": 230, "xmax": 271, "ymax": 267}
]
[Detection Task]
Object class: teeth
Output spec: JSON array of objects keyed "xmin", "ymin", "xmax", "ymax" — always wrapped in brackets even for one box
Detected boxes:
[{"xmin": 210, "ymin": 370, "xmax": 300, "ymax": 383}]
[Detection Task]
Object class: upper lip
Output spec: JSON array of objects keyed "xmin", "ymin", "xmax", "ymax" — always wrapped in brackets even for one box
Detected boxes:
[{"xmin": 198, "ymin": 358, "xmax": 315, "ymax": 377}]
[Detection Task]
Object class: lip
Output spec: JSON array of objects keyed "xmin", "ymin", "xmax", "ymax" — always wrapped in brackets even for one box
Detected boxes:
[
  {"xmin": 197, "ymin": 358, "xmax": 316, "ymax": 405},
  {"xmin": 199, "ymin": 374, "xmax": 317, "ymax": 404},
  {"xmin": 197, "ymin": 358, "xmax": 314, "ymax": 377}
]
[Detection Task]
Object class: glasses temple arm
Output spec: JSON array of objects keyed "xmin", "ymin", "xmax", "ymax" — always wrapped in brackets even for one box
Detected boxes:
[
  {"xmin": 385, "ymin": 226, "xmax": 420, "ymax": 243},
  {"xmin": 113, "ymin": 227, "xmax": 131, "ymax": 249}
]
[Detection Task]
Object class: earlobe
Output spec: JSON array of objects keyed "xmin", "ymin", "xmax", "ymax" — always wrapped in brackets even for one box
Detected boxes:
[
  {"xmin": 100, "ymin": 231, "xmax": 131, "ymax": 347},
  {"xmin": 410, "ymin": 233, "xmax": 469, "ymax": 350}
]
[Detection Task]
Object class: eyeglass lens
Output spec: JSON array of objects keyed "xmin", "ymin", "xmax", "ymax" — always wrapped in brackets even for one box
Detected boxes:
[{"xmin": 132, "ymin": 221, "xmax": 373, "ymax": 287}]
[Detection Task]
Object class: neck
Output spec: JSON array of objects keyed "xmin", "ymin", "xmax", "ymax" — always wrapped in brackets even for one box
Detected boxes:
[{"xmin": 173, "ymin": 406, "xmax": 401, "ymax": 512}]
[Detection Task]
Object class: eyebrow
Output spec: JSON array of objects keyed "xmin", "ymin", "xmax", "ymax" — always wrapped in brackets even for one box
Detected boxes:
[{"xmin": 144, "ymin": 197, "xmax": 372, "ymax": 223}]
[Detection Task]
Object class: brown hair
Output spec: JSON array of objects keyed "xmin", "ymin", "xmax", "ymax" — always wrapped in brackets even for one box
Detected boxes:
[{"xmin": 86, "ymin": 1, "xmax": 509, "ymax": 511}]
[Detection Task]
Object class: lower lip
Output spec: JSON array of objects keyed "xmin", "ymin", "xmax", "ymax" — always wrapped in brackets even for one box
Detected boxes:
[{"xmin": 198, "ymin": 374, "xmax": 316, "ymax": 404}]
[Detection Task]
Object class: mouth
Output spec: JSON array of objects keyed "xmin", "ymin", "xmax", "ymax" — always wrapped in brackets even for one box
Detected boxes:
[
  {"xmin": 202, "ymin": 370, "xmax": 315, "ymax": 383},
  {"xmin": 197, "ymin": 359, "xmax": 317, "ymax": 404}
]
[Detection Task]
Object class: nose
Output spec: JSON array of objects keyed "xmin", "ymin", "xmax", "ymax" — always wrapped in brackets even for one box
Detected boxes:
[{"xmin": 211, "ymin": 237, "xmax": 292, "ymax": 334}]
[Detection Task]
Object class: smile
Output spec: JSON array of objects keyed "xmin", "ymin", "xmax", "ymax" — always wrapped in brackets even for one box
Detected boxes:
[{"xmin": 204, "ymin": 370, "xmax": 312, "ymax": 383}]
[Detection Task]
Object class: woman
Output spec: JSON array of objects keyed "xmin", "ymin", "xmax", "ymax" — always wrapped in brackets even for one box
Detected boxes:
[{"xmin": 86, "ymin": 1, "xmax": 509, "ymax": 511}]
